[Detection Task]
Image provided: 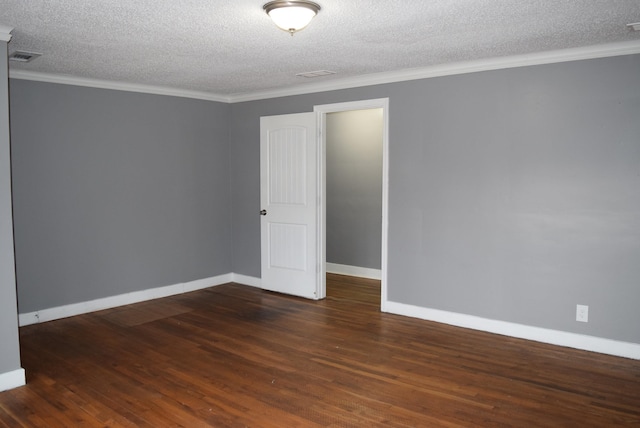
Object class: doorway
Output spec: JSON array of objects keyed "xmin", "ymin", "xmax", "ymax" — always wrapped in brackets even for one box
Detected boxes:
[
  {"xmin": 259, "ymin": 99, "xmax": 389, "ymax": 308},
  {"xmin": 315, "ymin": 99, "xmax": 389, "ymax": 309}
]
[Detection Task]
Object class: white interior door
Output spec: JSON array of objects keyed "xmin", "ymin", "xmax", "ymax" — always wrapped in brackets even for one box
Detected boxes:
[{"xmin": 260, "ymin": 112, "xmax": 319, "ymax": 299}]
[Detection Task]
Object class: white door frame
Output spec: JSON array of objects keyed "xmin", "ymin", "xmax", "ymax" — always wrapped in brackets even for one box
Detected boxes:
[{"xmin": 314, "ymin": 98, "xmax": 389, "ymax": 310}]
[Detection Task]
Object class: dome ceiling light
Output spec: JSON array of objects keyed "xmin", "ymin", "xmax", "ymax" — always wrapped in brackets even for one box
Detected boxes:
[{"xmin": 263, "ymin": 1, "xmax": 321, "ymax": 36}]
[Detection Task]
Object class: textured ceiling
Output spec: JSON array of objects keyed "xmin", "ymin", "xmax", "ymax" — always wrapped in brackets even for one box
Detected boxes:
[{"xmin": 1, "ymin": 0, "xmax": 640, "ymax": 98}]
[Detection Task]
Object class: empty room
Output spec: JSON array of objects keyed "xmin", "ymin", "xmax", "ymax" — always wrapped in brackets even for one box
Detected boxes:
[{"xmin": 1, "ymin": 1, "xmax": 640, "ymax": 426}]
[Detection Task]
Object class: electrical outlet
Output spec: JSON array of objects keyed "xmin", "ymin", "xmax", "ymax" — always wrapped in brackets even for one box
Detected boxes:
[{"xmin": 576, "ymin": 304, "xmax": 589, "ymax": 323}]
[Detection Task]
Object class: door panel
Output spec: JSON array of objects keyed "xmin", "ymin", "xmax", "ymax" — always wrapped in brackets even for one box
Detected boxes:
[
  {"xmin": 260, "ymin": 112, "xmax": 318, "ymax": 299},
  {"xmin": 269, "ymin": 223, "xmax": 307, "ymax": 271}
]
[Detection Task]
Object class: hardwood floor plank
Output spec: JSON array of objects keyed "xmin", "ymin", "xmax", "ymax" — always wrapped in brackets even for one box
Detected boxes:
[{"xmin": 1, "ymin": 274, "xmax": 639, "ymax": 426}]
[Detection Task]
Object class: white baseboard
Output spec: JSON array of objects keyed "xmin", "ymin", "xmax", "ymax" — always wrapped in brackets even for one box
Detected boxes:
[
  {"xmin": 0, "ymin": 368, "xmax": 26, "ymax": 392},
  {"xmin": 18, "ymin": 273, "xmax": 233, "ymax": 327},
  {"xmin": 384, "ymin": 301, "xmax": 640, "ymax": 360},
  {"xmin": 231, "ymin": 273, "xmax": 262, "ymax": 288},
  {"xmin": 326, "ymin": 263, "xmax": 382, "ymax": 280},
  {"xmin": 17, "ymin": 272, "xmax": 639, "ymax": 360}
]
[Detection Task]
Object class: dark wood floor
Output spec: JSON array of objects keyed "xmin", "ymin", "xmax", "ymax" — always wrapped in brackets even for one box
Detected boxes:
[{"xmin": 1, "ymin": 274, "xmax": 639, "ymax": 427}]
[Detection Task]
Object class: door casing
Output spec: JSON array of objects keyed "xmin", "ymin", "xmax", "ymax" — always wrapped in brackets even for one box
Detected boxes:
[{"xmin": 314, "ymin": 98, "xmax": 389, "ymax": 309}]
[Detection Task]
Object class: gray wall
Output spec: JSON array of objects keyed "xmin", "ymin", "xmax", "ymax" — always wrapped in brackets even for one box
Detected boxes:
[
  {"xmin": 10, "ymin": 80, "xmax": 232, "ymax": 313},
  {"xmin": 0, "ymin": 40, "xmax": 22, "ymax": 376},
  {"xmin": 230, "ymin": 54, "xmax": 640, "ymax": 344},
  {"xmin": 6, "ymin": 53, "xmax": 640, "ymax": 347},
  {"xmin": 326, "ymin": 109, "xmax": 382, "ymax": 269}
]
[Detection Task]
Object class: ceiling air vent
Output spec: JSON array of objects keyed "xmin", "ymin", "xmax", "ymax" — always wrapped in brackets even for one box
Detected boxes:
[
  {"xmin": 296, "ymin": 70, "xmax": 336, "ymax": 78},
  {"xmin": 9, "ymin": 51, "xmax": 42, "ymax": 63}
]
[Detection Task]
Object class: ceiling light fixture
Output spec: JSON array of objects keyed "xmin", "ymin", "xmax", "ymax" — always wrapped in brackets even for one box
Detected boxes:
[{"xmin": 263, "ymin": 1, "xmax": 321, "ymax": 36}]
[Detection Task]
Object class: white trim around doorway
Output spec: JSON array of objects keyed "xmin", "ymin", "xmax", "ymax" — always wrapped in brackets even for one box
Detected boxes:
[{"xmin": 314, "ymin": 98, "xmax": 389, "ymax": 310}]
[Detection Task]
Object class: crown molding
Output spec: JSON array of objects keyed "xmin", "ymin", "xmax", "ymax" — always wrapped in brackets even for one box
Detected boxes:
[
  {"xmin": 8, "ymin": 70, "xmax": 231, "ymax": 103},
  {"xmin": 0, "ymin": 25, "xmax": 13, "ymax": 42},
  {"xmin": 8, "ymin": 40, "xmax": 640, "ymax": 103},
  {"xmin": 228, "ymin": 40, "xmax": 640, "ymax": 103}
]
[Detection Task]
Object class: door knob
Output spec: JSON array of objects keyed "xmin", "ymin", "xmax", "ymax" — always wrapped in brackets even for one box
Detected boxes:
[{"xmin": 260, "ymin": 209, "xmax": 267, "ymax": 216}]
